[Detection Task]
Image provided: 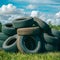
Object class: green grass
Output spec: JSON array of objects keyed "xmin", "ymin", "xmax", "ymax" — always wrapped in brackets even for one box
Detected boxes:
[
  {"xmin": 0, "ymin": 51, "xmax": 60, "ymax": 60},
  {"xmin": 0, "ymin": 25, "xmax": 60, "ymax": 60},
  {"xmin": 50, "ymin": 25, "xmax": 60, "ymax": 30}
]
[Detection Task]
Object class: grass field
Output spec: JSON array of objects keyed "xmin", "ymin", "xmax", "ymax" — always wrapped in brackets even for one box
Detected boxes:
[
  {"xmin": 0, "ymin": 51, "xmax": 60, "ymax": 60},
  {"xmin": 0, "ymin": 25, "xmax": 60, "ymax": 60}
]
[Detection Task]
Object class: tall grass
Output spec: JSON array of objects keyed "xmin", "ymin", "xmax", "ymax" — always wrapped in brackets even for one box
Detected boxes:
[{"xmin": 0, "ymin": 51, "xmax": 60, "ymax": 60}]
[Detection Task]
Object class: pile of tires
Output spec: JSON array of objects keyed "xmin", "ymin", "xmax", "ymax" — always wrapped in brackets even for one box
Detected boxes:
[
  {"xmin": 33, "ymin": 17, "xmax": 60, "ymax": 52},
  {"xmin": 0, "ymin": 17, "xmax": 59, "ymax": 53},
  {"xmin": 0, "ymin": 23, "xmax": 17, "ymax": 52}
]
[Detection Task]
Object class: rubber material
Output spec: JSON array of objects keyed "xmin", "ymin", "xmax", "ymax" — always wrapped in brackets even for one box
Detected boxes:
[
  {"xmin": 33, "ymin": 17, "xmax": 52, "ymax": 35},
  {"xmin": 0, "ymin": 33, "xmax": 9, "ymax": 41},
  {"xmin": 0, "ymin": 22, "xmax": 2, "ymax": 32},
  {"xmin": 2, "ymin": 23, "xmax": 16, "ymax": 36},
  {"xmin": 45, "ymin": 43, "xmax": 58, "ymax": 51},
  {"xmin": 17, "ymin": 35, "xmax": 42, "ymax": 53},
  {"xmin": 3, "ymin": 35, "xmax": 18, "ymax": 52},
  {"xmin": 0, "ymin": 40, "xmax": 4, "ymax": 50},
  {"xmin": 44, "ymin": 33, "xmax": 59, "ymax": 45},
  {"xmin": 52, "ymin": 29, "xmax": 60, "ymax": 38},
  {"xmin": 12, "ymin": 17, "xmax": 34, "ymax": 28},
  {"xmin": 17, "ymin": 27, "xmax": 41, "ymax": 35}
]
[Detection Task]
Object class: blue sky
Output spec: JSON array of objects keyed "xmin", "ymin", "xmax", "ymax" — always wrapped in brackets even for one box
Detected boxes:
[
  {"xmin": 0, "ymin": 0, "xmax": 60, "ymax": 14},
  {"xmin": 0, "ymin": 0, "xmax": 60, "ymax": 25}
]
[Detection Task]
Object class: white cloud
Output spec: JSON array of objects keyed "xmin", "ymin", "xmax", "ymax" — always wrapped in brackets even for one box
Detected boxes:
[
  {"xmin": 0, "ymin": 4, "xmax": 60, "ymax": 25},
  {"xmin": 30, "ymin": 11, "xmax": 39, "ymax": 17},
  {"xmin": 55, "ymin": 11, "xmax": 60, "ymax": 18},
  {"xmin": 0, "ymin": 4, "xmax": 25, "ymax": 15},
  {"xmin": 46, "ymin": 19, "xmax": 56, "ymax": 25},
  {"xmin": 26, "ymin": 4, "xmax": 36, "ymax": 9},
  {"xmin": 39, "ymin": 14, "xmax": 47, "ymax": 21},
  {"xmin": 0, "ymin": 4, "xmax": 25, "ymax": 24},
  {"xmin": 0, "ymin": 4, "xmax": 16, "ymax": 14},
  {"xmin": 46, "ymin": 12, "xmax": 60, "ymax": 25}
]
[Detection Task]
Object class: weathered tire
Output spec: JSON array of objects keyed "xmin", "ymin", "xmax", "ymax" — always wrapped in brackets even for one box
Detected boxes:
[
  {"xmin": 0, "ymin": 22, "xmax": 2, "ymax": 32},
  {"xmin": 2, "ymin": 23, "xmax": 16, "ymax": 36},
  {"xmin": 0, "ymin": 40, "xmax": 4, "ymax": 50},
  {"xmin": 0, "ymin": 33, "xmax": 9, "ymax": 41},
  {"xmin": 2, "ymin": 35, "xmax": 18, "ymax": 52},
  {"xmin": 52, "ymin": 29, "xmax": 60, "ymax": 38},
  {"xmin": 17, "ymin": 27, "xmax": 41, "ymax": 35},
  {"xmin": 45, "ymin": 43, "xmax": 58, "ymax": 52},
  {"xmin": 12, "ymin": 17, "xmax": 34, "ymax": 28},
  {"xmin": 44, "ymin": 33, "xmax": 59, "ymax": 45},
  {"xmin": 33, "ymin": 17, "xmax": 52, "ymax": 35},
  {"xmin": 17, "ymin": 35, "xmax": 42, "ymax": 53}
]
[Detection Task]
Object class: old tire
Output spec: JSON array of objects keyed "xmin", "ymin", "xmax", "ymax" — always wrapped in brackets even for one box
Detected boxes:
[
  {"xmin": 3, "ymin": 35, "xmax": 18, "ymax": 52},
  {"xmin": 17, "ymin": 27, "xmax": 41, "ymax": 35},
  {"xmin": 17, "ymin": 35, "xmax": 42, "ymax": 53},
  {"xmin": 0, "ymin": 22, "xmax": 2, "ymax": 32},
  {"xmin": 0, "ymin": 33, "xmax": 9, "ymax": 41},
  {"xmin": 33, "ymin": 17, "xmax": 52, "ymax": 35},
  {"xmin": 52, "ymin": 29, "xmax": 60, "ymax": 38},
  {"xmin": 2, "ymin": 23, "xmax": 16, "ymax": 36},
  {"xmin": 45, "ymin": 43, "xmax": 58, "ymax": 52},
  {"xmin": 44, "ymin": 33, "xmax": 59, "ymax": 45},
  {"xmin": 12, "ymin": 17, "xmax": 34, "ymax": 28},
  {"xmin": 0, "ymin": 40, "xmax": 4, "ymax": 50}
]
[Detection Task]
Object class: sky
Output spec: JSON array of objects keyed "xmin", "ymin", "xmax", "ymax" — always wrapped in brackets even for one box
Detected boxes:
[{"xmin": 0, "ymin": 0, "xmax": 60, "ymax": 25}]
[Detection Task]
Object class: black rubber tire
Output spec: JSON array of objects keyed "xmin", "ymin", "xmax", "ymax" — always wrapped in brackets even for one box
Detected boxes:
[
  {"xmin": 43, "ymin": 33, "xmax": 59, "ymax": 45},
  {"xmin": 12, "ymin": 17, "xmax": 34, "ymax": 28},
  {"xmin": 33, "ymin": 17, "xmax": 52, "ymax": 35},
  {"xmin": 17, "ymin": 35, "xmax": 42, "ymax": 53},
  {"xmin": 0, "ymin": 22, "xmax": 2, "ymax": 32},
  {"xmin": 0, "ymin": 40, "xmax": 4, "ymax": 50},
  {"xmin": 2, "ymin": 23, "xmax": 16, "ymax": 36},
  {"xmin": 0, "ymin": 33, "xmax": 9, "ymax": 41},
  {"xmin": 17, "ymin": 26, "xmax": 41, "ymax": 35},
  {"xmin": 45, "ymin": 43, "xmax": 58, "ymax": 52},
  {"xmin": 52, "ymin": 29, "xmax": 60, "ymax": 38},
  {"xmin": 2, "ymin": 35, "xmax": 18, "ymax": 52}
]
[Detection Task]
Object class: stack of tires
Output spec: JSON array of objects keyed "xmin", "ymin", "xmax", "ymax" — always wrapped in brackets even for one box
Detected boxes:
[
  {"xmin": 0, "ymin": 23, "xmax": 17, "ymax": 51},
  {"xmin": 33, "ymin": 17, "xmax": 60, "ymax": 52},
  {"xmin": 0, "ymin": 17, "xmax": 60, "ymax": 53},
  {"xmin": 13, "ymin": 17, "xmax": 43, "ymax": 53}
]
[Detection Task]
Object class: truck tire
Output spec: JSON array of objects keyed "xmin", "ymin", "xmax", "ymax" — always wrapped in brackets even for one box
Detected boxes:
[
  {"xmin": 44, "ymin": 33, "xmax": 59, "ymax": 45},
  {"xmin": 2, "ymin": 23, "xmax": 16, "ymax": 36},
  {"xmin": 52, "ymin": 29, "xmax": 60, "ymax": 38},
  {"xmin": 33, "ymin": 17, "xmax": 52, "ymax": 35},
  {"xmin": 17, "ymin": 27, "xmax": 41, "ymax": 35},
  {"xmin": 45, "ymin": 43, "xmax": 58, "ymax": 52},
  {"xmin": 0, "ymin": 33, "xmax": 9, "ymax": 41},
  {"xmin": 17, "ymin": 35, "xmax": 42, "ymax": 53},
  {"xmin": 12, "ymin": 17, "xmax": 34, "ymax": 28},
  {"xmin": 2, "ymin": 35, "xmax": 18, "ymax": 52},
  {"xmin": 0, "ymin": 40, "xmax": 4, "ymax": 50}
]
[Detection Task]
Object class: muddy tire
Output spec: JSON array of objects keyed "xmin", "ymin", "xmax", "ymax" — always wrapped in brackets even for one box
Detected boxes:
[{"xmin": 17, "ymin": 27, "xmax": 41, "ymax": 35}]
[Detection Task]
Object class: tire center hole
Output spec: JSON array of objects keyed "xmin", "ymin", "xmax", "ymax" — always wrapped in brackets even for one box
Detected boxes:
[
  {"xmin": 16, "ymin": 18, "xmax": 26, "ymax": 21},
  {"xmin": 7, "ymin": 38, "xmax": 16, "ymax": 46},
  {"xmin": 6, "ymin": 24, "xmax": 13, "ymax": 27},
  {"xmin": 24, "ymin": 37, "xmax": 36, "ymax": 50}
]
